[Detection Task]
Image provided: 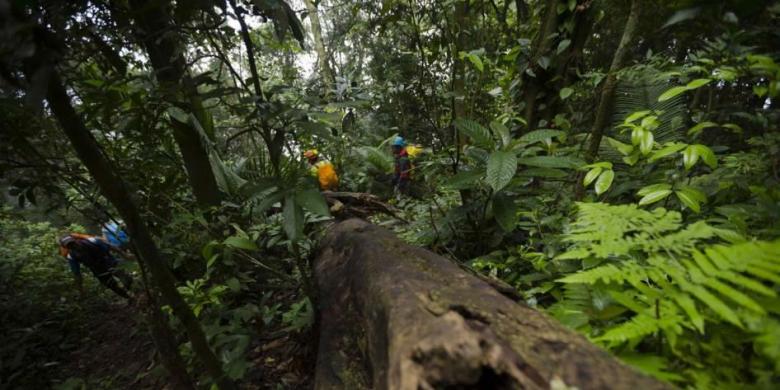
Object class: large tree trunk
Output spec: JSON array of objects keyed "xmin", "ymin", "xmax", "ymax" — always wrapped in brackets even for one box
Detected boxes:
[
  {"xmin": 303, "ymin": 0, "xmax": 335, "ymax": 96},
  {"xmin": 314, "ymin": 219, "xmax": 670, "ymax": 390},
  {"xmin": 584, "ymin": 0, "xmax": 642, "ymax": 162},
  {"xmin": 128, "ymin": 0, "xmax": 222, "ymax": 207}
]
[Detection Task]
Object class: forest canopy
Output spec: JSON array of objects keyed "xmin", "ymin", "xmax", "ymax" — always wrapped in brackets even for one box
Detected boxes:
[{"xmin": 1, "ymin": 0, "xmax": 779, "ymax": 389}]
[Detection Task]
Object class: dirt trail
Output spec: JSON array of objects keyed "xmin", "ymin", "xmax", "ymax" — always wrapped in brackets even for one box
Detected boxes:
[{"xmin": 54, "ymin": 299, "xmax": 162, "ymax": 389}]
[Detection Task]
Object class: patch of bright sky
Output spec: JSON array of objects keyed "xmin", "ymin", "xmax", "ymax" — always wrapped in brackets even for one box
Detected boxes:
[{"xmin": 223, "ymin": 0, "xmax": 317, "ymax": 80}]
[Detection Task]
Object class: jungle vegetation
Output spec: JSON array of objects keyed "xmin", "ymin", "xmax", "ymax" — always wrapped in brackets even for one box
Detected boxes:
[{"xmin": 0, "ymin": 0, "xmax": 779, "ymax": 389}]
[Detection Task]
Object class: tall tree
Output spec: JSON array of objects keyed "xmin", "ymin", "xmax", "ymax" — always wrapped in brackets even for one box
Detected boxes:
[
  {"xmin": 2, "ymin": 3, "xmax": 234, "ymax": 386},
  {"xmin": 126, "ymin": 0, "xmax": 222, "ymax": 207},
  {"xmin": 303, "ymin": 0, "xmax": 335, "ymax": 95},
  {"xmin": 584, "ymin": 0, "xmax": 642, "ymax": 161}
]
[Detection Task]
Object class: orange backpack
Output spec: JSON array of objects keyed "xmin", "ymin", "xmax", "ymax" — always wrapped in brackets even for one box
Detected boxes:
[{"xmin": 315, "ymin": 161, "xmax": 339, "ymax": 190}]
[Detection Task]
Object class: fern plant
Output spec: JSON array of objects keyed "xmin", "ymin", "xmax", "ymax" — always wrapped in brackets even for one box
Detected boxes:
[{"xmin": 551, "ymin": 202, "xmax": 780, "ymax": 386}]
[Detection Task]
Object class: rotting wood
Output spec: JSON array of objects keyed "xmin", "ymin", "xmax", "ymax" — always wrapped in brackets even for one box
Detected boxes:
[
  {"xmin": 322, "ymin": 191, "xmax": 405, "ymax": 221},
  {"xmin": 314, "ymin": 219, "xmax": 670, "ymax": 390}
]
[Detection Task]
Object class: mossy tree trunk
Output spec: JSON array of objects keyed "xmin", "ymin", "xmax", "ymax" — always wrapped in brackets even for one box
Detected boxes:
[
  {"xmin": 303, "ymin": 0, "xmax": 335, "ymax": 96},
  {"xmin": 313, "ymin": 219, "xmax": 670, "ymax": 390}
]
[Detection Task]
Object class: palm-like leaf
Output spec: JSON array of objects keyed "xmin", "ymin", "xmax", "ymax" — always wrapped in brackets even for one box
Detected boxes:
[{"xmin": 599, "ymin": 68, "xmax": 688, "ymax": 162}]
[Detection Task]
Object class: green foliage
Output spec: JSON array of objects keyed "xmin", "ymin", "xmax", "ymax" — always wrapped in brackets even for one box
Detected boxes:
[
  {"xmin": 486, "ymin": 151, "xmax": 517, "ymax": 191},
  {"xmin": 554, "ymin": 202, "xmax": 780, "ymax": 386}
]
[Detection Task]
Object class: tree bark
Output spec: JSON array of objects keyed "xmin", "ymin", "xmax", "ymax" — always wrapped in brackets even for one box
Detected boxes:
[
  {"xmin": 304, "ymin": 0, "xmax": 335, "ymax": 96},
  {"xmin": 42, "ymin": 70, "xmax": 237, "ymax": 390},
  {"xmin": 128, "ymin": 0, "xmax": 222, "ymax": 207},
  {"xmin": 451, "ymin": 0, "xmax": 468, "ymax": 124},
  {"xmin": 584, "ymin": 0, "xmax": 642, "ymax": 162},
  {"xmin": 314, "ymin": 219, "xmax": 670, "ymax": 390},
  {"xmin": 518, "ymin": 0, "xmax": 560, "ymax": 131}
]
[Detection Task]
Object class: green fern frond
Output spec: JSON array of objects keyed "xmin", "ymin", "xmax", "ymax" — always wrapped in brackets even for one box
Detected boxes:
[
  {"xmin": 596, "ymin": 314, "xmax": 661, "ymax": 344},
  {"xmin": 558, "ymin": 203, "xmax": 780, "ymax": 360},
  {"xmin": 359, "ymin": 146, "xmax": 393, "ymax": 173}
]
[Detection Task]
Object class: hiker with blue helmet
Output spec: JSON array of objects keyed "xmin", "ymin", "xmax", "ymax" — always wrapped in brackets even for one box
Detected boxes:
[
  {"xmin": 391, "ymin": 136, "xmax": 411, "ymax": 195},
  {"xmin": 102, "ymin": 220, "xmax": 129, "ymax": 250}
]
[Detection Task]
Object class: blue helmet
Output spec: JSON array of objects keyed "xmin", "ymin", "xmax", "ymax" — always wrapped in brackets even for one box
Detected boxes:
[{"xmin": 392, "ymin": 136, "xmax": 406, "ymax": 147}]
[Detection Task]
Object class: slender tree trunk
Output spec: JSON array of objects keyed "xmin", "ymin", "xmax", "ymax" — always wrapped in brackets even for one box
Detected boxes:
[
  {"xmin": 137, "ymin": 259, "xmax": 194, "ymax": 390},
  {"xmin": 128, "ymin": 0, "xmax": 221, "ymax": 207},
  {"xmin": 521, "ymin": 0, "xmax": 559, "ymax": 130},
  {"xmin": 42, "ymin": 69, "xmax": 237, "ymax": 390},
  {"xmin": 451, "ymin": 0, "xmax": 468, "ymax": 125},
  {"xmin": 304, "ymin": 0, "xmax": 335, "ymax": 96},
  {"xmin": 227, "ymin": 0, "xmax": 286, "ymax": 177},
  {"xmin": 584, "ymin": 0, "xmax": 642, "ymax": 161},
  {"xmin": 540, "ymin": 1, "xmax": 594, "ymax": 124}
]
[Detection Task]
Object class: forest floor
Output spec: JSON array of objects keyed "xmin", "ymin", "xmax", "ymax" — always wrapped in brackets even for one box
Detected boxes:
[
  {"xmin": 48, "ymin": 292, "xmax": 315, "ymax": 389},
  {"xmin": 52, "ymin": 299, "xmax": 163, "ymax": 389}
]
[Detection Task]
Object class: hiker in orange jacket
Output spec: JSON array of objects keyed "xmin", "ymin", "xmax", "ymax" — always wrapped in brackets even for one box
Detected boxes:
[{"xmin": 304, "ymin": 149, "xmax": 339, "ymax": 191}]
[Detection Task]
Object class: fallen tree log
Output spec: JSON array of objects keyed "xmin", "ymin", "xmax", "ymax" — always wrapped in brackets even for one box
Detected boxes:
[
  {"xmin": 314, "ymin": 219, "xmax": 669, "ymax": 390},
  {"xmin": 321, "ymin": 191, "xmax": 405, "ymax": 221}
]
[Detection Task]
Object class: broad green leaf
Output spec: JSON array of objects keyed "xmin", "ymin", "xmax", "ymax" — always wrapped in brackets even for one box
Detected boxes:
[
  {"xmin": 678, "ymin": 185, "xmax": 707, "ymax": 203},
  {"xmin": 489, "ymin": 121, "xmax": 512, "ymax": 148},
  {"xmin": 623, "ymin": 152, "xmax": 641, "ymax": 166},
  {"xmin": 658, "ymin": 86, "xmax": 689, "ymax": 102},
  {"xmin": 556, "ymin": 39, "xmax": 571, "ymax": 54},
  {"xmin": 637, "ymin": 183, "xmax": 672, "ymax": 197},
  {"xmin": 607, "ymin": 137, "xmax": 634, "ymax": 155},
  {"xmin": 687, "ymin": 121, "xmax": 718, "ymax": 136},
  {"xmin": 283, "ymin": 195, "xmax": 304, "ymax": 241},
  {"xmin": 722, "ymin": 123, "xmax": 743, "ymax": 134},
  {"xmin": 640, "ymin": 115, "xmax": 660, "ymax": 131},
  {"xmin": 295, "ymin": 188, "xmax": 331, "ymax": 217},
  {"xmin": 649, "ymin": 143, "xmax": 687, "ymax": 162},
  {"xmin": 662, "ymin": 7, "xmax": 701, "ymax": 29},
  {"xmin": 686, "ymin": 78, "xmax": 711, "ymax": 89},
  {"xmin": 455, "ymin": 119, "xmax": 494, "ymax": 148},
  {"xmin": 683, "ymin": 146, "xmax": 699, "ymax": 170},
  {"xmin": 467, "ymin": 53, "xmax": 484, "ymax": 72},
  {"xmin": 594, "ymin": 169, "xmax": 614, "ymax": 195},
  {"xmin": 638, "ymin": 189, "xmax": 673, "ymax": 205},
  {"xmin": 492, "ymin": 192, "xmax": 518, "ymax": 232},
  {"xmin": 486, "ymin": 151, "xmax": 517, "ymax": 191},
  {"xmin": 537, "ymin": 56, "xmax": 550, "ymax": 70},
  {"xmin": 693, "ymin": 144, "xmax": 717, "ymax": 169},
  {"xmin": 519, "ymin": 129, "xmax": 566, "ymax": 144},
  {"xmin": 639, "ymin": 129, "xmax": 654, "ymax": 155},
  {"xmin": 224, "ymin": 236, "xmax": 258, "ymax": 251},
  {"xmin": 583, "ymin": 167, "xmax": 603, "ymax": 187},
  {"xmin": 675, "ymin": 190, "xmax": 701, "ymax": 213},
  {"xmin": 447, "ymin": 170, "xmax": 484, "ymax": 189},
  {"xmin": 582, "ymin": 161, "xmax": 613, "ymax": 170},
  {"xmin": 226, "ymin": 277, "xmax": 241, "ymax": 293},
  {"xmin": 625, "ymin": 110, "xmax": 652, "ymax": 123},
  {"xmin": 631, "ymin": 127, "xmax": 643, "ymax": 146},
  {"xmin": 559, "ymin": 87, "xmax": 574, "ymax": 100},
  {"xmin": 518, "ymin": 155, "xmax": 583, "ymax": 169}
]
